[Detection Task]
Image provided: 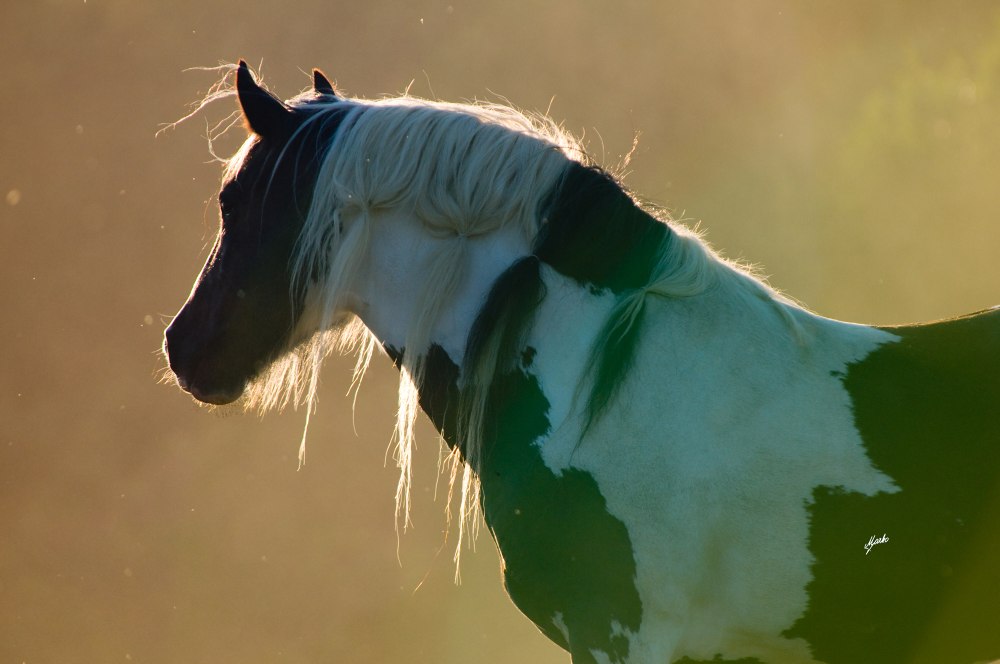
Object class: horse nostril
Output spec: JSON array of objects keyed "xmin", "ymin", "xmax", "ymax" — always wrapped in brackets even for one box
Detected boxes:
[
  {"xmin": 164, "ymin": 319, "xmax": 180, "ymax": 351},
  {"xmin": 164, "ymin": 325, "xmax": 181, "ymax": 361},
  {"xmin": 164, "ymin": 318, "xmax": 197, "ymax": 384}
]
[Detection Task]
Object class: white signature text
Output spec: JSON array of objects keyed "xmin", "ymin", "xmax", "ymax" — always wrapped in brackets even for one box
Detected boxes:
[{"xmin": 864, "ymin": 533, "xmax": 889, "ymax": 555}]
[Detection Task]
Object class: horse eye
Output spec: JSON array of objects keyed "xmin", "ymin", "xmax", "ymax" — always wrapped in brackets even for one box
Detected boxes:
[
  {"xmin": 219, "ymin": 185, "xmax": 242, "ymax": 216},
  {"xmin": 219, "ymin": 195, "xmax": 238, "ymax": 222}
]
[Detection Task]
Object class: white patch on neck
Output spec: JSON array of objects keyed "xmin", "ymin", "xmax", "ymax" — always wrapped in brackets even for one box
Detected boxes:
[
  {"xmin": 349, "ymin": 208, "xmax": 530, "ymax": 362},
  {"xmin": 524, "ymin": 267, "xmax": 900, "ymax": 663}
]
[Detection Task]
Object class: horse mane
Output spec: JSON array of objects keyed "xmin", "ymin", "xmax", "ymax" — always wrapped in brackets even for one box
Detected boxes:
[
  {"xmin": 244, "ymin": 91, "xmax": 586, "ymax": 537},
  {"xmin": 202, "ymin": 71, "xmax": 806, "ymax": 556}
]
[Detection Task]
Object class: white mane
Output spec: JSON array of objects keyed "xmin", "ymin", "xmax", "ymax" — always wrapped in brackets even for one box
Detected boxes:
[{"xmin": 231, "ymin": 91, "xmax": 585, "ymax": 548}]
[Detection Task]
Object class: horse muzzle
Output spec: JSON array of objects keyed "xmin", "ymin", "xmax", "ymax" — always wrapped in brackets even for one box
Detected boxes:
[{"xmin": 164, "ymin": 321, "xmax": 246, "ymax": 406}]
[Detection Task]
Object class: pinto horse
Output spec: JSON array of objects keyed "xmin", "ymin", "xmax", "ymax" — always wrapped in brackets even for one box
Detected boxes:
[{"xmin": 164, "ymin": 62, "xmax": 1000, "ymax": 664}]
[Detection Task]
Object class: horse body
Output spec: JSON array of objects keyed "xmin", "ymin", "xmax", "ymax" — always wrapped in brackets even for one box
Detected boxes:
[
  {"xmin": 506, "ymin": 269, "xmax": 894, "ymax": 663},
  {"xmin": 164, "ymin": 63, "xmax": 1000, "ymax": 663}
]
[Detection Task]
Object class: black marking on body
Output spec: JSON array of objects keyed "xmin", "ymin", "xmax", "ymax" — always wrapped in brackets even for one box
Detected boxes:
[
  {"xmin": 536, "ymin": 163, "xmax": 670, "ymax": 294},
  {"xmin": 395, "ymin": 255, "xmax": 644, "ymax": 661},
  {"xmin": 463, "ymin": 256, "xmax": 549, "ymax": 439},
  {"xmin": 410, "ymin": 345, "xmax": 643, "ymax": 662},
  {"xmin": 480, "ymin": 362, "xmax": 643, "ymax": 663},
  {"xmin": 787, "ymin": 309, "xmax": 1000, "ymax": 663}
]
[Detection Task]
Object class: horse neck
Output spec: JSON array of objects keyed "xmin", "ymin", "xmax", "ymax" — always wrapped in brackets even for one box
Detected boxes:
[{"xmin": 348, "ymin": 207, "xmax": 531, "ymax": 366}]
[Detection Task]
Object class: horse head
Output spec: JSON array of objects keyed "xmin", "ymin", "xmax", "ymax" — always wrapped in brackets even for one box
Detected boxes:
[{"xmin": 164, "ymin": 62, "xmax": 342, "ymax": 405}]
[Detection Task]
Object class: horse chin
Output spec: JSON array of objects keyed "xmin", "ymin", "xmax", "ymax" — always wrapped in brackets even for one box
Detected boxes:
[
  {"xmin": 190, "ymin": 385, "xmax": 244, "ymax": 406},
  {"xmin": 174, "ymin": 373, "xmax": 245, "ymax": 406}
]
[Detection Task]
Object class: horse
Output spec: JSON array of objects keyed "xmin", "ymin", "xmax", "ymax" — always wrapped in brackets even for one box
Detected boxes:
[{"xmin": 163, "ymin": 61, "xmax": 1000, "ymax": 664}]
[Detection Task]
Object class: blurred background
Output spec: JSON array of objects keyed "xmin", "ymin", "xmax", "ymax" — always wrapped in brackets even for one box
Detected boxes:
[{"xmin": 3, "ymin": 1, "xmax": 1000, "ymax": 662}]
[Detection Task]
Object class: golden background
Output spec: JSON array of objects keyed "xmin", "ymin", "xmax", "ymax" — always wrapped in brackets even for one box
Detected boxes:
[{"xmin": 2, "ymin": 2, "xmax": 999, "ymax": 662}]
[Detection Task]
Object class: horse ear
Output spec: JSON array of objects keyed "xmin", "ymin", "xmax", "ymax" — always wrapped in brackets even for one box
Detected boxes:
[
  {"xmin": 236, "ymin": 60, "xmax": 292, "ymax": 137},
  {"xmin": 312, "ymin": 68, "xmax": 338, "ymax": 97}
]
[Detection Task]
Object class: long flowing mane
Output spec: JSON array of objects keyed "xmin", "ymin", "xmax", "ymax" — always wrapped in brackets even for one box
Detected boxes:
[{"xmin": 210, "ymin": 76, "xmax": 805, "ymax": 554}]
